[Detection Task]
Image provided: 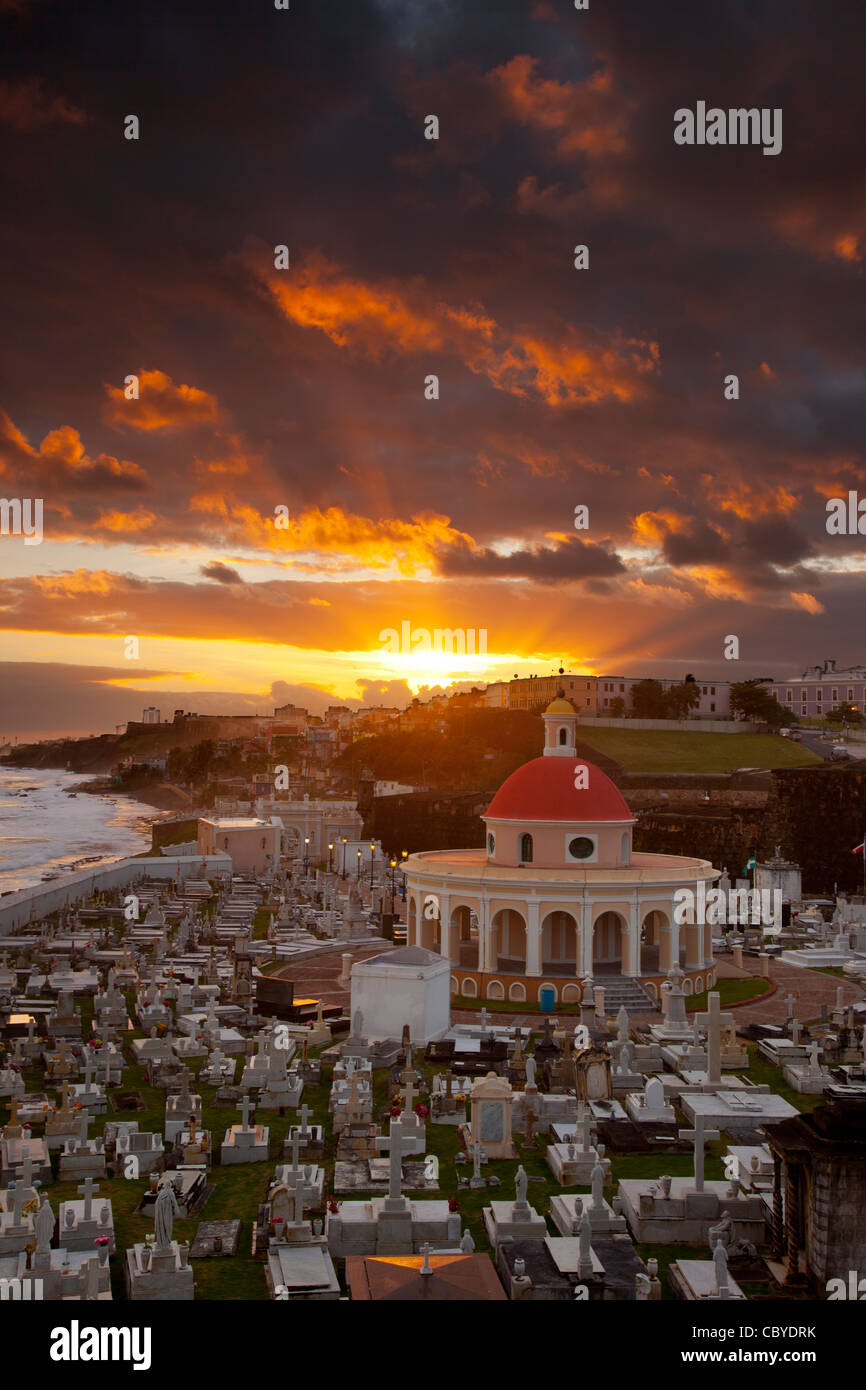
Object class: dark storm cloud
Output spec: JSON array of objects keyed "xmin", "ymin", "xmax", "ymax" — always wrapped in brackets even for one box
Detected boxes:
[
  {"xmin": 200, "ymin": 561, "xmax": 243, "ymax": 585},
  {"xmin": 435, "ymin": 536, "xmax": 625, "ymax": 583}
]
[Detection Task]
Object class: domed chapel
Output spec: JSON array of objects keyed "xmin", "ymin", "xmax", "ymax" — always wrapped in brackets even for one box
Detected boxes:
[{"xmin": 402, "ymin": 695, "xmax": 719, "ymax": 1006}]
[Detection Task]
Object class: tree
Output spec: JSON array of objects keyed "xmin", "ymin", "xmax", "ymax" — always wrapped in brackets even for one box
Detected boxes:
[
  {"xmin": 609, "ymin": 696, "xmax": 626, "ymax": 718},
  {"xmin": 667, "ymin": 680, "xmax": 701, "ymax": 719},
  {"xmin": 730, "ymin": 682, "xmax": 787, "ymax": 726},
  {"xmin": 630, "ymin": 679, "xmax": 669, "ymax": 719},
  {"xmin": 826, "ymin": 702, "xmax": 863, "ymax": 725}
]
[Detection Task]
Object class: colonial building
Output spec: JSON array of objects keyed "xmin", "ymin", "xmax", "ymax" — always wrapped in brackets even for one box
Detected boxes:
[
  {"xmin": 402, "ymin": 696, "xmax": 719, "ymax": 1006},
  {"xmin": 767, "ymin": 658, "xmax": 866, "ymax": 720}
]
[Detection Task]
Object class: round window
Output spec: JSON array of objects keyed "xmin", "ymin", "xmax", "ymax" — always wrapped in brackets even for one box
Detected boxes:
[
  {"xmin": 568, "ymin": 836, "xmax": 594, "ymax": 859},
  {"xmin": 487, "ymin": 833, "xmax": 495, "ymax": 855}
]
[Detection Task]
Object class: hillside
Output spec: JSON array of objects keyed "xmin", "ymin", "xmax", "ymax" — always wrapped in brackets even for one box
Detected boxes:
[{"xmin": 574, "ymin": 727, "xmax": 822, "ymax": 774}]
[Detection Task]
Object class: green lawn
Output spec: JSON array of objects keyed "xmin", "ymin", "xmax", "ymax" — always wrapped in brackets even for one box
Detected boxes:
[
  {"xmin": 575, "ymin": 728, "xmax": 822, "ymax": 773},
  {"xmin": 685, "ymin": 977, "xmax": 772, "ymax": 1012},
  {"xmin": 451, "ymin": 995, "xmax": 582, "ymax": 1015}
]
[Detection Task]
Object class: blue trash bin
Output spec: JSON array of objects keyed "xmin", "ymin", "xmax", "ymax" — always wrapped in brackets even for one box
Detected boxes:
[{"xmin": 539, "ymin": 985, "xmax": 555, "ymax": 1012}]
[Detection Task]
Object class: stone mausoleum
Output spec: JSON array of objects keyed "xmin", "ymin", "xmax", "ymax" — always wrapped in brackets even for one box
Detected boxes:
[{"xmin": 403, "ymin": 695, "xmax": 719, "ymax": 1007}]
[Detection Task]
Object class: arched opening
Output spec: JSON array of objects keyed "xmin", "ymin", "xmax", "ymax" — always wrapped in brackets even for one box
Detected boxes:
[
  {"xmin": 450, "ymin": 905, "xmax": 478, "ymax": 968},
  {"xmin": 640, "ymin": 909, "xmax": 669, "ymax": 974},
  {"xmin": 561, "ymin": 983, "xmax": 580, "ymax": 1002},
  {"xmin": 450, "ymin": 975, "xmax": 459, "ymax": 995},
  {"xmin": 537, "ymin": 982, "xmax": 558, "ymax": 1003},
  {"xmin": 419, "ymin": 897, "xmax": 441, "ymax": 953},
  {"xmin": 541, "ymin": 910, "xmax": 578, "ymax": 976},
  {"xmin": 592, "ymin": 910, "xmax": 625, "ymax": 973},
  {"xmin": 490, "ymin": 908, "xmax": 526, "ymax": 972},
  {"xmin": 508, "ymin": 982, "xmax": 526, "ymax": 1002},
  {"xmin": 461, "ymin": 977, "xmax": 477, "ymax": 997},
  {"xmin": 558, "ymin": 727, "xmax": 568, "ymax": 745},
  {"xmin": 487, "ymin": 980, "xmax": 504, "ymax": 1001},
  {"xmin": 519, "ymin": 833, "xmax": 533, "ymax": 864}
]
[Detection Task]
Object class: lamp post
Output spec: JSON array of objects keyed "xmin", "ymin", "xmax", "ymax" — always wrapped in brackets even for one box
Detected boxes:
[
  {"xmin": 369, "ymin": 842, "xmax": 376, "ymax": 888},
  {"xmin": 356, "ymin": 849, "xmax": 362, "ymax": 880},
  {"xmin": 401, "ymin": 849, "xmax": 408, "ymax": 900},
  {"xmin": 389, "ymin": 858, "xmax": 397, "ymax": 914},
  {"xmin": 304, "ymin": 837, "xmax": 310, "ymax": 874},
  {"xmin": 341, "ymin": 837, "xmax": 348, "ymax": 879},
  {"xmin": 328, "ymin": 842, "xmax": 334, "ymax": 873}
]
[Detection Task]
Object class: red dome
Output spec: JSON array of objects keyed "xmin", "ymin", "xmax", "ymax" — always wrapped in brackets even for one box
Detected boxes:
[{"xmin": 484, "ymin": 757, "xmax": 634, "ymax": 823}]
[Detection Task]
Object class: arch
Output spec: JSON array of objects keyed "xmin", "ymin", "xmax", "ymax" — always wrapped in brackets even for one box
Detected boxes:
[
  {"xmin": 487, "ymin": 980, "xmax": 504, "ymax": 1001},
  {"xmin": 450, "ymin": 975, "xmax": 459, "ymax": 994},
  {"xmin": 541, "ymin": 910, "xmax": 578, "ymax": 976},
  {"xmin": 558, "ymin": 726, "xmax": 568, "ymax": 745},
  {"xmin": 419, "ymin": 896, "xmax": 440, "ymax": 953},
  {"xmin": 695, "ymin": 975, "xmax": 704, "ymax": 994},
  {"xmin": 683, "ymin": 977, "xmax": 693, "ymax": 995},
  {"xmin": 640, "ymin": 909, "xmax": 669, "ymax": 975},
  {"xmin": 490, "ymin": 908, "xmax": 526, "ymax": 972},
  {"xmin": 461, "ymin": 977, "xmax": 477, "ymax": 997},
  {"xmin": 508, "ymin": 982, "xmax": 526, "ymax": 1002},
  {"xmin": 592, "ymin": 910, "xmax": 626, "ymax": 972},
  {"xmin": 519, "ymin": 833, "xmax": 533, "ymax": 864},
  {"xmin": 450, "ymin": 904, "xmax": 478, "ymax": 968},
  {"xmin": 537, "ymin": 982, "xmax": 558, "ymax": 1003},
  {"xmin": 561, "ymin": 983, "xmax": 580, "ymax": 1003}
]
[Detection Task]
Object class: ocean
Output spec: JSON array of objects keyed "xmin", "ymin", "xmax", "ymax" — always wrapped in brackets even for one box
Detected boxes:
[{"xmin": 0, "ymin": 765, "xmax": 159, "ymax": 894}]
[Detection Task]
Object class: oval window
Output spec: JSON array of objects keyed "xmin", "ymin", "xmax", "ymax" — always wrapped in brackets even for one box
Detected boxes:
[{"xmin": 568, "ymin": 836, "xmax": 594, "ymax": 859}]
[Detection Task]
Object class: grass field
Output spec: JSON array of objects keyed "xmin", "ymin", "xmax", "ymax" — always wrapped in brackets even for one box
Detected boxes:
[
  {"xmin": 685, "ymin": 977, "xmax": 772, "ymax": 1012},
  {"xmin": 575, "ymin": 727, "xmax": 822, "ymax": 773}
]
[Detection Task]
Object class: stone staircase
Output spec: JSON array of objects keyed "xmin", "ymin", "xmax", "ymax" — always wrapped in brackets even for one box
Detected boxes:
[{"xmin": 594, "ymin": 974, "xmax": 659, "ymax": 1014}]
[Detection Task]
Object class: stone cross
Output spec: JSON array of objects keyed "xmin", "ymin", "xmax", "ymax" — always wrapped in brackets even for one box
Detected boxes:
[
  {"xmin": 577, "ymin": 1102, "xmax": 593, "ymax": 1152},
  {"xmin": 82, "ymin": 1055, "xmax": 96, "ymax": 1089},
  {"xmin": 239, "ymin": 1094, "xmax": 253, "ymax": 1133},
  {"xmin": 288, "ymin": 1127, "xmax": 301, "ymax": 1172},
  {"xmin": 376, "ymin": 1114, "xmax": 418, "ymax": 1210},
  {"xmin": 785, "ymin": 992, "xmax": 797, "ymax": 1020},
  {"xmin": 479, "ymin": 1007, "xmax": 490, "ymax": 1032},
  {"xmin": 578, "ymin": 1208, "xmax": 593, "ymax": 1280},
  {"xmin": 19, "ymin": 1149, "xmax": 34, "ymax": 1189},
  {"xmin": 296, "ymin": 1103, "xmax": 312, "ymax": 1137},
  {"xmin": 472, "ymin": 1139, "xmax": 483, "ymax": 1182},
  {"xmin": 791, "ymin": 1019, "xmax": 802, "ymax": 1046},
  {"xmin": 77, "ymin": 1175, "xmax": 99, "ymax": 1222},
  {"xmin": 10, "ymin": 1181, "xmax": 26, "ymax": 1224},
  {"xmin": 695, "ymin": 993, "xmax": 733, "ymax": 1086},
  {"xmin": 679, "ymin": 1116, "xmax": 721, "ymax": 1192},
  {"xmin": 419, "ymin": 1241, "xmax": 433, "ymax": 1275},
  {"xmin": 400, "ymin": 1068, "xmax": 416, "ymax": 1118}
]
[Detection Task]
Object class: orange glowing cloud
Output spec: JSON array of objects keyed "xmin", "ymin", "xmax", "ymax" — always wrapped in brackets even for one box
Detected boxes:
[
  {"xmin": 790, "ymin": 591, "xmax": 825, "ymax": 615},
  {"xmin": 487, "ymin": 56, "xmax": 629, "ymax": 158},
  {"xmin": 260, "ymin": 255, "xmax": 658, "ymax": 407},
  {"xmin": 0, "ymin": 410, "xmax": 147, "ymax": 489},
  {"xmin": 701, "ymin": 477, "xmax": 799, "ymax": 519},
  {"xmin": 95, "ymin": 508, "xmax": 159, "ymax": 533},
  {"xmin": 104, "ymin": 370, "xmax": 221, "ymax": 432},
  {"xmin": 188, "ymin": 497, "xmax": 475, "ymax": 577},
  {"xmin": 0, "ymin": 78, "xmax": 87, "ymax": 131},
  {"xmin": 630, "ymin": 509, "xmax": 691, "ymax": 546}
]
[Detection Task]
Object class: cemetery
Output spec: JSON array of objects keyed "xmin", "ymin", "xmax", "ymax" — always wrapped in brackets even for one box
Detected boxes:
[{"xmin": 0, "ymin": 726, "xmax": 864, "ymax": 1305}]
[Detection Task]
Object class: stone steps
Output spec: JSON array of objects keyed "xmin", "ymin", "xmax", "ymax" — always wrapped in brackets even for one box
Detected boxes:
[{"xmin": 594, "ymin": 975, "xmax": 660, "ymax": 1013}]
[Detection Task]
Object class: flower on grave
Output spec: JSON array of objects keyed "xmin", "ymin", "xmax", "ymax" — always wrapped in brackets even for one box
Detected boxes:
[
  {"xmin": 326, "ymin": 1197, "xmax": 341, "ymax": 1213},
  {"xmin": 94, "ymin": 1235, "xmax": 110, "ymax": 1247},
  {"xmin": 447, "ymin": 1197, "xmax": 460, "ymax": 1212},
  {"xmin": 11, "ymin": 1064, "xmax": 20, "ymax": 1072},
  {"xmin": 414, "ymin": 1103, "xmax": 429, "ymax": 1119},
  {"xmin": 455, "ymin": 1095, "xmax": 466, "ymax": 1103},
  {"xmin": 389, "ymin": 1104, "xmax": 402, "ymax": 1117},
  {"xmin": 273, "ymin": 1217, "xmax": 284, "ymax": 1224},
  {"xmin": 22, "ymin": 1199, "xmax": 38, "ymax": 1216}
]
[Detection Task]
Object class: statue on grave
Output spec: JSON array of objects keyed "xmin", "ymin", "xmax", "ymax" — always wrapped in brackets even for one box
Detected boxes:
[
  {"xmin": 524, "ymin": 1054, "xmax": 537, "ymax": 1089},
  {"xmin": 514, "ymin": 1164, "xmax": 528, "ymax": 1206},
  {"xmin": 36, "ymin": 1195, "xmax": 54, "ymax": 1251},
  {"xmin": 154, "ymin": 1180, "xmax": 180, "ymax": 1251}
]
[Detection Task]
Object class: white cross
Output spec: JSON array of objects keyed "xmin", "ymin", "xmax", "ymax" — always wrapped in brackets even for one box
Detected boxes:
[
  {"xmin": 77, "ymin": 1175, "xmax": 99, "ymax": 1222},
  {"xmin": 296, "ymin": 1103, "xmax": 312, "ymax": 1137},
  {"xmin": 679, "ymin": 1116, "xmax": 721, "ymax": 1193},
  {"xmin": 376, "ymin": 1114, "xmax": 418, "ymax": 1209},
  {"xmin": 400, "ymin": 1068, "xmax": 416, "ymax": 1117},
  {"xmin": 695, "ymin": 993, "xmax": 733, "ymax": 1086},
  {"xmin": 240, "ymin": 1094, "xmax": 253, "ymax": 1132}
]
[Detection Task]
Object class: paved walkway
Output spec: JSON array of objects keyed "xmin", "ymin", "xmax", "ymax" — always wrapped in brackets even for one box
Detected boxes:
[{"xmin": 281, "ymin": 943, "xmax": 864, "ymax": 1031}]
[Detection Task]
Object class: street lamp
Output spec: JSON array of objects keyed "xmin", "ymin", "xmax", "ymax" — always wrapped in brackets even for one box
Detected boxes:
[
  {"xmin": 369, "ymin": 841, "xmax": 376, "ymax": 888},
  {"xmin": 389, "ymin": 858, "xmax": 397, "ymax": 913},
  {"xmin": 304, "ymin": 836, "xmax": 310, "ymax": 874},
  {"xmin": 401, "ymin": 849, "xmax": 408, "ymax": 900},
  {"xmin": 341, "ymin": 837, "xmax": 348, "ymax": 879},
  {"xmin": 328, "ymin": 842, "xmax": 334, "ymax": 873},
  {"xmin": 356, "ymin": 849, "xmax": 362, "ymax": 880}
]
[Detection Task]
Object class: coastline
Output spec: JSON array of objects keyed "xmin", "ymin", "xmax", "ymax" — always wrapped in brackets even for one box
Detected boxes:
[{"xmin": 66, "ymin": 775, "xmax": 196, "ymax": 814}]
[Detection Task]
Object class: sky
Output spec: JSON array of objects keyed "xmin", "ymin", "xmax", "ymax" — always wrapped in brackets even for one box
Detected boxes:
[{"xmin": 1, "ymin": 0, "xmax": 865, "ymax": 737}]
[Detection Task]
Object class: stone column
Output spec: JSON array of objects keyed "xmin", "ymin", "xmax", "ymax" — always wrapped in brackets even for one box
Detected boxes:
[
  {"xmin": 525, "ymin": 900, "xmax": 541, "ymax": 976},
  {"xmin": 580, "ymin": 901, "xmax": 594, "ymax": 976},
  {"xmin": 477, "ymin": 900, "xmax": 491, "ymax": 973},
  {"xmin": 684, "ymin": 922, "xmax": 701, "ymax": 969},
  {"xmin": 438, "ymin": 892, "xmax": 451, "ymax": 960},
  {"xmin": 626, "ymin": 897, "xmax": 640, "ymax": 976},
  {"xmin": 658, "ymin": 920, "xmax": 673, "ymax": 972}
]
